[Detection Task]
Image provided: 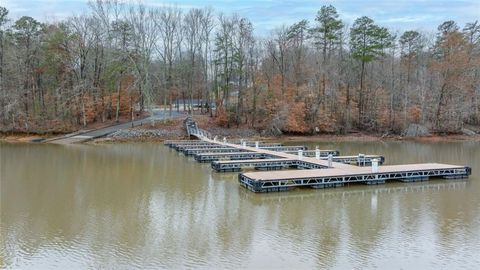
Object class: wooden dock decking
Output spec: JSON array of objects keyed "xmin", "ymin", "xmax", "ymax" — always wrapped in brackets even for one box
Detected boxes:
[
  {"xmin": 241, "ymin": 163, "xmax": 469, "ymax": 180},
  {"xmin": 163, "ymin": 118, "xmax": 472, "ymax": 193},
  {"xmin": 239, "ymin": 163, "xmax": 471, "ymax": 192}
]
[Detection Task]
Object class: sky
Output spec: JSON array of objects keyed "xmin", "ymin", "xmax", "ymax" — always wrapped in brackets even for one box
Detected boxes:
[{"xmin": 2, "ymin": 0, "xmax": 480, "ymax": 35}]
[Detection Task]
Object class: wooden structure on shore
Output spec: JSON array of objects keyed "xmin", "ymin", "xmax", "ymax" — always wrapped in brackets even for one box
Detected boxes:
[{"xmin": 164, "ymin": 118, "xmax": 472, "ymax": 193}]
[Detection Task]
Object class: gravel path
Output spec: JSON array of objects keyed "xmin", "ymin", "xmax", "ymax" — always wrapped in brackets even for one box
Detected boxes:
[{"xmin": 49, "ymin": 111, "xmax": 184, "ymax": 144}]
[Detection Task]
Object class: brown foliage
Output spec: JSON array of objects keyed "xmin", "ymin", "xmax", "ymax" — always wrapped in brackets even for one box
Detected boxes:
[
  {"xmin": 408, "ymin": 106, "xmax": 422, "ymax": 123},
  {"xmin": 215, "ymin": 106, "xmax": 228, "ymax": 127},
  {"xmin": 316, "ymin": 108, "xmax": 338, "ymax": 133}
]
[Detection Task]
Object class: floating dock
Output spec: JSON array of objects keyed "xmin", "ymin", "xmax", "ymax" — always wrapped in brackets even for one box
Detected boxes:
[
  {"xmin": 194, "ymin": 152, "xmax": 275, "ymax": 162},
  {"xmin": 164, "ymin": 118, "xmax": 472, "ymax": 193},
  {"xmin": 166, "ymin": 139, "xmax": 282, "ymax": 148},
  {"xmin": 283, "ymin": 150, "xmax": 340, "ymax": 157},
  {"xmin": 180, "ymin": 145, "xmax": 310, "ymax": 156},
  {"xmin": 184, "ymin": 147, "xmax": 251, "ymax": 155},
  {"xmin": 193, "ymin": 151, "xmax": 379, "ymax": 164},
  {"xmin": 210, "ymin": 155, "xmax": 385, "ymax": 172},
  {"xmin": 239, "ymin": 164, "xmax": 471, "ymax": 192},
  {"xmin": 170, "ymin": 141, "xmax": 284, "ymax": 150},
  {"xmin": 211, "ymin": 158, "xmax": 327, "ymax": 172},
  {"xmin": 259, "ymin": 146, "xmax": 307, "ymax": 151}
]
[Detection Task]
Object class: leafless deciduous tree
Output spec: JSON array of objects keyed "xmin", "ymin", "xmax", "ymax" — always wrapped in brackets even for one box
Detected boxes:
[{"xmin": 0, "ymin": 3, "xmax": 478, "ymax": 135}]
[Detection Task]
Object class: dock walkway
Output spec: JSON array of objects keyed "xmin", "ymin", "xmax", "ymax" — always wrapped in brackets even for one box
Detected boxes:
[{"xmin": 211, "ymin": 155, "xmax": 385, "ymax": 172}]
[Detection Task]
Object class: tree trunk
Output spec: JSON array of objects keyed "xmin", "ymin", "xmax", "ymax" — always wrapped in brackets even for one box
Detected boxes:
[
  {"xmin": 404, "ymin": 60, "xmax": 411, "ymax": 127},
  {"xmin": 435, "ymin": 82, "xmax": 447, "ymax": 130},
  {"xmin": 130, "ymin": 96, "xmax": 134, "ymax": 126},
  {"xmin": 346, "ymin": 83, "xmax": 351, "ymax": 132},
  {"xmin": 359, "ymin": 60, "xmax": 365, "ymax": 125},
  {"xmin": 81, "ymin": 95, "xmax": 87, "ymax": 127},
  {"xmin": 115, "ymin": 78, "xmax": 121, "ymax": 123}
]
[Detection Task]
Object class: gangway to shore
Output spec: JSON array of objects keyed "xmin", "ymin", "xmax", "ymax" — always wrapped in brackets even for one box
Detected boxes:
[{"xmin": 164, "ymin": 117, "xmax": 471, "ymax": 193}]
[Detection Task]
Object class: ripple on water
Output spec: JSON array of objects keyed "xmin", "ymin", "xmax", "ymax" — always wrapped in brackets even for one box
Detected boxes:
[{"xmin": 1, "ymin": 142, "xmax": 479, "ymax": 269}]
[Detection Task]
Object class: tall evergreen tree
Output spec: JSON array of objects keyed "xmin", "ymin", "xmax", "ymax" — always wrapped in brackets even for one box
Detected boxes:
[
  {"xmin": 350, "ymin": 16, "xmax": 392, "ymax": 124},
  {"xmin": 311, "ymin": 5, "xmax": 343, "ymax": 62}
]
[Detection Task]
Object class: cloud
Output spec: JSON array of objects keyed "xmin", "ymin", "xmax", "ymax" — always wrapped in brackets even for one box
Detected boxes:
[
  {"xmin": 2, "ymin": 0, "xmax": 479, "ymax": 33},
  {"xmin": 118, "ymin": 0, "xmax": 199, "ymax": 9},
  {"xmin": 379, "ymin": 15, "xmax": 438, "ymax": 24}
]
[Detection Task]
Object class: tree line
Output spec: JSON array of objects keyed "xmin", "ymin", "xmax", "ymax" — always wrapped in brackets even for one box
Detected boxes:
[{"xmin": 0, "ymin": 1, "xmax": 479, "ymax": 134}]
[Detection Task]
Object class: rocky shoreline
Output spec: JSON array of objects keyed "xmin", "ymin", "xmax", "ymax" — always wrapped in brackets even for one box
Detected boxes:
[
  {"xmin": 93, "ymin": 126, "xmax": 260, "ymax": 143},
  {"xmin": 94, "ymin": 126, "xmax": 480, "ymax": 143},
  {"xmin": 2, "ymin": 120, "xmax": 479, "ymax": 143},
  {"xmin": 107, "ymin": 128, "xmax": 186, "ymax": 140}
]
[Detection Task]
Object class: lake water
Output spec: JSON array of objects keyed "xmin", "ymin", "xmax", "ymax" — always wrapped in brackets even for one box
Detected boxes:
[{"xmin": 1, "ymin": 141, "xmax": 479, "ymax": 269}]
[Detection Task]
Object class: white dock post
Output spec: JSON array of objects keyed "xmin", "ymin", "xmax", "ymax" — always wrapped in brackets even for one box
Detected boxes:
[
  {"xmin": 372, "ymin": 159, "xmax": 379, "ymax": 173},
  {"xmin": 242, "ymin": 141, "xmax": 246, "ymax": 148},
  {"xmin": 358, "ymin": 153, "xmax": 365, "ymax": 166},
  {"xmin": 223, "ymin": 137, "xmax": 226, "ymax": 143},
  {"xmin": 255, "ymin": 141, "xmax": 259, "ymax": 149},
  {"xmin": 315, "ymin": 146, "xmax": 320, "ymax": 160},
  {"xmin": 328, "ymin": 154, "xmax": 333, "ymax": 168},
  {"xmin": 298, "ymin": 149, "xmax": 303, "ymax": 160}
]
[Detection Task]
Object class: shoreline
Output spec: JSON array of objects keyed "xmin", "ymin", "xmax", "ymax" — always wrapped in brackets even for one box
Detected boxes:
[
  {"xmin": 3, "ymin": 114, "xmax": 479, "ymax": 143},
  {"xmin": 2, "ymin": 130, "xmax": 479, "ymax": 144}
]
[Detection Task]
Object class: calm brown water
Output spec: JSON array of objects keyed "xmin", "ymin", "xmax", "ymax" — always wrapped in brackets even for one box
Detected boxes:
[{"xmin": 1, "ymin": 141, "xmax": 479, "ymax": 269}]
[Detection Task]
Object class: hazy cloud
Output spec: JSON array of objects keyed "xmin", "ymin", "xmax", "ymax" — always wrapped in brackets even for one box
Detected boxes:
[{"xmin": 2, "ymin": 0, "xmax": 479, "ymax": 33}]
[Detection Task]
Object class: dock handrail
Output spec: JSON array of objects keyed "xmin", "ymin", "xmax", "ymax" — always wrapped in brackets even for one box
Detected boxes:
[{"xmin": 184, "ymin": 117, "xmax": 212, "ymax": 139}]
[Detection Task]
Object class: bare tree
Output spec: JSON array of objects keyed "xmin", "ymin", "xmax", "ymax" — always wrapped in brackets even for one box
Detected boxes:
[
  {"xmin": 128, "ymin": 4, "xmax": 159, "ymax": 125},
  {"xmin": 156, "ymin": 6, "xmax": 182, "ymax": 116}
]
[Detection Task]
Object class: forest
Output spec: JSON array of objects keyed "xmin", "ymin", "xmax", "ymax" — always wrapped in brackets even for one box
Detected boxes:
[{"xmin": 0, "ymin": 1, "xmax": 479, "ymax": 135}]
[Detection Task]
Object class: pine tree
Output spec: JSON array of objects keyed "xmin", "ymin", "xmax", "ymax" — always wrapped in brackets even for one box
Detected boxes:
[
  {"xmin": 311, "ymin": 5, "xmax": 343, "ymax": 62},
  {"xmin": 350, "ymin": 16, "xmax": 392, "ymax": 125}
]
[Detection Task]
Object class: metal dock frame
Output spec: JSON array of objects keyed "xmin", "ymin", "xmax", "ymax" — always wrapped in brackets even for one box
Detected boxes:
[
  {"xmin": 284, "ymin": 150, "xmax": 340, "ymax": 157},
  {"xmin": 212, "ymin": 159, "xmax": 328, "ymax": 172},
  {"xmin": 194, "ymin": 152, "xmax": 276, "ymax": 162},
  {"xmin": 239, "ymin": 166, "xmax": 472, "ymax": 193}
]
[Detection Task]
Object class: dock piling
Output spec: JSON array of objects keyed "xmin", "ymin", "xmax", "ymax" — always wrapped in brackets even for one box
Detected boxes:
[{"xmin": 372, "ymin": 159, "xmax": 379, "ymax": 173}]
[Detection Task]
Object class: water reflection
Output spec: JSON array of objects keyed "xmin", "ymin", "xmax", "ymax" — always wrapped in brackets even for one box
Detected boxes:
[{"xmin": 1, "ymin": 141, "xmax": 479, "ymax": 269}]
